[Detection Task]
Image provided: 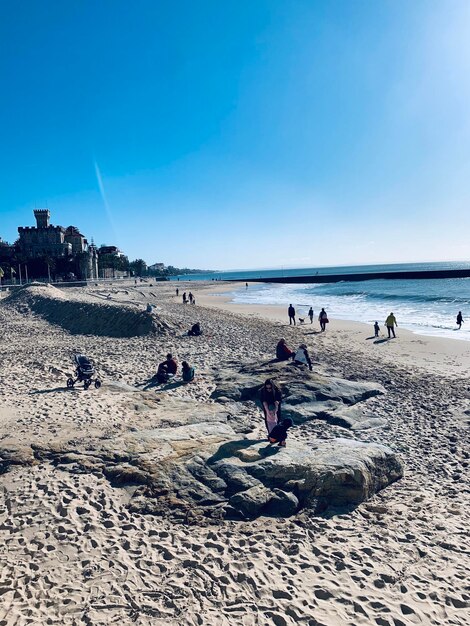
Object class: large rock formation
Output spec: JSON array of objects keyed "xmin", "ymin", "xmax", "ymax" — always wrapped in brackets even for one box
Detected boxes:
[
  {"xmin": 211, "ymin": 361, "xmax": 386, "ymax": 430},
  {"xmin": 0, "ymin": 401, "xmax": 403, "ymax": 521}
]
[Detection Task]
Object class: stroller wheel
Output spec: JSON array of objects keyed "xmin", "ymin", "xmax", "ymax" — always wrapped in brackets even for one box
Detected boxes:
[
  {"xmin": 84, "ymin": 380, "xmax": 91, "ymax": 390},
  {"xmin": 94, "ymin": 379, "xmax": 102, "ymax": 389},
  {"xmin": 67, "ymin": 378, "xmax": 74, "ymax": 389}
]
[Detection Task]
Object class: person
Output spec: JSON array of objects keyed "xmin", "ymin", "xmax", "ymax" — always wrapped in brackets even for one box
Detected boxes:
[
  {"xmin": 308, "ymin": 307, "xmax": 314, "ymax": 324},
  {"xmin": 182, "ymin": 292, "xmax": 187, "ymax": 304},
  {"xmin": 319, "ymin": 308, "xmax": 328, "ymax": 332},
  {"xmin": 146, "ymin": 303, "xmax": 153, "ymax": 313},
  {"xmin": 288, "ymin": 304, "xmax": 296, "ymax": 326},
  {"xmin": 268, "ymin": 418, "xmax": 293, "ymax": 447},
  {"xmin": 260, "ymin": 379, "xmax": 282, "ymax": 435},
  {"xmin": 276, "ymin": 338, "xmax": 293, "ymax": 361},
  {"xmin": 245, "ymin": 282, "xmax": 248, "ymax": 289},
  {"xmin": 176, "ymin": 287, "xmax": 179, "ymax": 297},
  {"xmin": 162, "ymin": 353, "xmax": 178, "ymax": 375},
  {"xmin": 156, "ymin": 362, "xmax": 169, "ymax": 384},
  {"xmin": 374, "ymin": 321, "xmax": 380, "ymax": 338},
  {"xmin": 385, "ymin": 312, "xmax": 398, "ymax": 338},
  {"xmin": 457, "ymin": 311, "xmax": 464, "ymax": 329},
  {"xmin": 182, "ymin": 361, "xmax": 195, "ymax": 382},
  {"xmin": 188, "ymin": 292, "xmax": 193, "ymax": 304},
  {"xmin": 293, "ymin": 344, "xmax": 313, "ymax": 371},
  {"xmin": 188, "ymin": 322, "xmax": 202, "ymax": 336}
]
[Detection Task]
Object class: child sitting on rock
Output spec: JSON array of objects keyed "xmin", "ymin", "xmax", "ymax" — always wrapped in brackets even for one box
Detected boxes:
[{"xmin": 268, "ymin": 418, "xmax": 293, "ymax": 447}]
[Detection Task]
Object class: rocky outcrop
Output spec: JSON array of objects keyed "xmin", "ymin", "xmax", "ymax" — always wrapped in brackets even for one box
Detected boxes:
[
  {"xmin": 0, "ymin": 424, "xmax": 403, "ymax": 521},
  {"xmin": 211, "ymin": 361, "xmax": 386, "ymax": 430}
]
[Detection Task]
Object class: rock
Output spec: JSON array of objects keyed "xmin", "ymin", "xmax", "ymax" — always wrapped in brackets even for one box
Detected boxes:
[
  {"xmin": 229, "ymin": 485, "xmax": 272, "ymax": 517},
  {"xmin": 211, "ymin": 361, "xmax": 385, "ymax": 429},
  {"xmin": 206, "ymin": 438, "xmax": 403, "ymax": 516},
  {"xmin": 265, "ymin": 489, "xmax": 299, "ymax": 516}
]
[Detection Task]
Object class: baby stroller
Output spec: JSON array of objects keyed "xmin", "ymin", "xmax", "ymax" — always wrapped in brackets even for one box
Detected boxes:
[{"xmin": 67, "ymin": 353, "xmax": 102, "ymax": 390}]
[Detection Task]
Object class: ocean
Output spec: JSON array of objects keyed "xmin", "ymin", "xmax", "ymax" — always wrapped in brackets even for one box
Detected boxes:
[{"xmin": 175, "ymin": 262, "xmax": 470, "ymax": 341}]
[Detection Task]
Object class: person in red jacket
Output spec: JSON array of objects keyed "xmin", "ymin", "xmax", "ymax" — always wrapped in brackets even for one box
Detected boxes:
[
  {"xmin": 164, "ymin": 353, "xmax": 178, "ymax": 375},
  {"xmin": 276, "ymin": 339, "xmax": 293, "ymax": 361}
]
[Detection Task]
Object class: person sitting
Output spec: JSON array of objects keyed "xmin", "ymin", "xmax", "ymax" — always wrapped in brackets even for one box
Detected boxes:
[
  {"xmin": 146, "ymin": 303, "xmax": 153, "ymax": 313},
  {"xmin": 156, "ymin": 362, "xmax": 169, "ymax": 384},
  {"xmin": 293, "ymin": 344, "xmax": 312, "ymax": 371},
  {"xmin": 188, "ymin": 322, "xmax": 202, "ymax": 336},
  {"xmin": 268, "ymin": 418, "xmax": 293, "ymax": 447},
  {"xmin": 276, "ymin": 338, "xmax": 293, "ymax": 361},
  {"xmin": 182, "ymin": 361, "xmax": 195, "ymax": 382},
  {"xmin": 162, "ymin": 353, "xmax": 177, "ymax": 375}
]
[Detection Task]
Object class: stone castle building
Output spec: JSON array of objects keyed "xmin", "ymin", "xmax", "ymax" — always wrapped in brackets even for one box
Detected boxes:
[{"xmin": 17, "ymin": 209, "xmax": 98, "ymax": 279}]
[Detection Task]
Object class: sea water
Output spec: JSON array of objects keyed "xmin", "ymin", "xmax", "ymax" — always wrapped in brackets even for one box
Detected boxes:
[{"xmin": 175, "ymin": 262, "xmax": 470, "ymax": 341}]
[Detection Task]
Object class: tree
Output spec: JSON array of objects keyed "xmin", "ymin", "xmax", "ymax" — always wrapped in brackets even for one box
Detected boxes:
[{"xmin": 129, "ymin": 259, "xmax": 147, "ymax": 277}]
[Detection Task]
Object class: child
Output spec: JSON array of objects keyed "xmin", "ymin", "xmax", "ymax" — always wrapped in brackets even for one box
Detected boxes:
[
  {"xmin": 374, "ymin": 321, "xmax": 380, "ymax": 338},
  {"xmin": 268, "ymin": 418, "xmax": 293, "ymax": 447},
  {"xmin": 182, "ymin": 361, "xmax": 195, "ymax": 382}
]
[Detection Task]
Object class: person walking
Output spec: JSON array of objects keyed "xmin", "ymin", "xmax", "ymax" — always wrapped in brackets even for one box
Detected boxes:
[
  {"xmin": 457, "ymin": 311, "xmax": 464, "ymax": 329},
  {"xmin": 176, "ymin": 287, "xmax": 179, "ymax": 297},
  {"xmin": 385, "ymin": 312, "xmax": 398, "ymax": 338},
  {"xmin": 318, "ymin": 308, "xmax": 328, "ymax": 332},
  {"xmin": 374, "ymin": 321, "xmax": 380, "ymax": 338},
  {"xmin": 288, "ymin": 304, "xmax": 296, "ymax": 325},
  {"xmin": 308, "ymin": 307, "xmax": 314, "ymax": 324}
]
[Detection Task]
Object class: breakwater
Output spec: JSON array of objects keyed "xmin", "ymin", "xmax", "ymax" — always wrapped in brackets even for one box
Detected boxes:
[{"xmin": 236, "ymin": 268, "xmax": 470, "ymax": 284}]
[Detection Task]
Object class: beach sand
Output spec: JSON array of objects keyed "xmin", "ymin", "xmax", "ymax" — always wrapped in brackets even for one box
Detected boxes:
[{"xmin": 0, "ymin": 280, "xmax": 468, "ymax": 625}]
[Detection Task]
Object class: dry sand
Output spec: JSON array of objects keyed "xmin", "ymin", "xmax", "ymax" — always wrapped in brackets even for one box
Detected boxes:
[{"xmin": 0, "ymin": 280, "xmax": 468, "ymax": 626}]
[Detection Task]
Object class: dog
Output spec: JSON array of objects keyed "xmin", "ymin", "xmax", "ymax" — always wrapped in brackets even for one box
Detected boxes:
[{"xmin": 298, "ymin": 317, "xmax": 305, "ymax": 324}]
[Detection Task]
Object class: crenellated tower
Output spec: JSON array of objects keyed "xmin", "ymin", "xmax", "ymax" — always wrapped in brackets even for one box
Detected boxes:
[{"xmin": 34, "ymin": 209, "xmax": 51, "ymax": 228}]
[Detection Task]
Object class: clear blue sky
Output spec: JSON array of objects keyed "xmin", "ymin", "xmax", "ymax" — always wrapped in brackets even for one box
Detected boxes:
[{"xmin": 1, "ymin": 0, "xmax": 469, "ymax": 269}]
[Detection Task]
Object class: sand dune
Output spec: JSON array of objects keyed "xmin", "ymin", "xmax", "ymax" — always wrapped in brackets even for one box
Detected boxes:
[{"xmin": 3, "ymin": 284, "xmax": 177, "ymax": 337}]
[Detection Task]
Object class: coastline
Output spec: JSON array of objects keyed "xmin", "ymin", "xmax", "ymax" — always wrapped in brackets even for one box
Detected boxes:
[{"xmin": 197, "ymin": 281, "xmax": 470, "ymax": 377}]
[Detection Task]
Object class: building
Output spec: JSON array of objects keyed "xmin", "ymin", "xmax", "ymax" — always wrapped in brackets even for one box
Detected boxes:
[
  {"xmin": 99, "ymin": 245, "xmax": 125, "ymax": 257},
  {"xmin": 18, "ymin": 209, "xmax": 72, "ymax": 258},
  {"xmin": 16, "ymin": 209, "xmax": 99, "ymax": 280},
  {"xmin": 149, "ymin": 262, "xmax": 165, "ymax": 271}
]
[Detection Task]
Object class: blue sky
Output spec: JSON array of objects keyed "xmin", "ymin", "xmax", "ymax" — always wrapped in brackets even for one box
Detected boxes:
[{"xmin": 1, "ymin": 0, "xmax": 469, "ymax": 269}]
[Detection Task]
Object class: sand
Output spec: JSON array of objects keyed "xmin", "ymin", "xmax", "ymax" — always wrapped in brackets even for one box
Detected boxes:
[{"xmin": 0, "ymin": 280, "xmax": 468, "ymax": 626}]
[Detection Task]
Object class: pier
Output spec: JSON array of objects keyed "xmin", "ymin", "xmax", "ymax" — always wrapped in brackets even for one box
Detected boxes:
[{"xmin": 237, "ymin": 268, "xmax": 470, "ymax": 284}]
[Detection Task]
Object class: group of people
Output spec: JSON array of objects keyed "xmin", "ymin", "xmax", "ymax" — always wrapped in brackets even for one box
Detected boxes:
[
  {"xmin": 287, "ymin": 304, "xmax": 329, "ymax": 331},
  {"xmin": 276, "ymin": 338, "xmax": 312, "ymax": 371},
  {"xmin": 156, "ymin": 354, "xmax": 195, "ymax": 384},
  {"xmin": 176, "ymin": 288, "xmax": 196, "ymax": 305}
]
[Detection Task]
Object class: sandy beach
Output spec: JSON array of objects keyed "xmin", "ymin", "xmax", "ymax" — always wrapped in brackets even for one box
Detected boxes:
[{"xmin": 0, "ymin": 280, "xmax": 468, "ymax": 626}]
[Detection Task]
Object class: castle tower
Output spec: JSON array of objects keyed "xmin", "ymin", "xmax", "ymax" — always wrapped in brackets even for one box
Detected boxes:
[{"xmin": 34, "ymin": 209, "xmax": 51, "ymax": 228}]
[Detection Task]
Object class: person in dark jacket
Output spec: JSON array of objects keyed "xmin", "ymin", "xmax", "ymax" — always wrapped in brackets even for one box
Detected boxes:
[
  {"xmin": 188, "ymin": 322, "xmax": 202, "ymax": 336},
  {"xmin": 182, "ymin": 361, "xmax": 195, "ymax": 382},
  {"xmin": 308, "ymin": 307, "xmax": 314, "ymax": 324},
  {"xmin": 457, "ymin": 311, "xmax": 464, "ymax": 329},
  {"xmin": 276, "ymin": 338, "xmax": 293, "ymax": 361},
  {"xmin": 268, "ymin": 418, "xmax": 293, "ymax": 447},
  {"xmin": 260, "ymin": 379, "xmax": 282, "ymax": 435},
  {"xmin": 288, "ymin": 304, "xmax": 296, "ymax": 325},
  {"xmin": 156, "ymin": 362, "xmax": 169, "ymax": 384},
  {"xmin": 319, "ymin": 308, "xmax": 328, "ymax": 332}
]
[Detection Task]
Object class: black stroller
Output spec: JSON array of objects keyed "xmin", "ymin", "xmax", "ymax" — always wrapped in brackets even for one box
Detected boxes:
[{"xmin": 67, "ymin": 353, "xmax": 102, "ymax": 390}]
